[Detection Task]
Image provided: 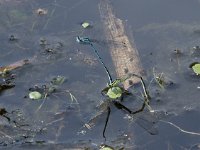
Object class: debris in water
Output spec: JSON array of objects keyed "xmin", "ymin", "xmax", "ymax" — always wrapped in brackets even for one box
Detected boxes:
[
  {"xmin": 35, "ymin": 8, "xmax": 48, "ymax": 15},
  {"xmin": 81, "ymin": 22, "xmax": 90, "ymax": 28},
  {"xmin": 9, "ymin": 35, "xmax": 18, "ymax": 41},
  {"xmin": 0, "ymin": 59, "xmax": 32, "ymax": 75},
  {"xmin": 192, "ymin": 46, "xmax": 200, "ymax": 51},
  {"xmin": 29, "ymin": 91, "xmax": 42, "ymax": 100}
]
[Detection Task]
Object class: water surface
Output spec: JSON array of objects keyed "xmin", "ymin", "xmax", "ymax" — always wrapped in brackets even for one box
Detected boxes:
[{"xmin": 0, "ymin": 0, "xmax": 200, "ymax": 149}]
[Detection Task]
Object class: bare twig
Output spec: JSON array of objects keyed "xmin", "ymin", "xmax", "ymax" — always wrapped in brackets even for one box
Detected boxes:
[{"xmin": 160, "ymin": 120, "xmax": 200, "ymax": 136}]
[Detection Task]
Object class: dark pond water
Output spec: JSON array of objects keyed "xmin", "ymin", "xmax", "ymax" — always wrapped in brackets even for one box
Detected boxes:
[{"xmin": 0, "ymin": 0, "xmax": 200, "ymax": 149}]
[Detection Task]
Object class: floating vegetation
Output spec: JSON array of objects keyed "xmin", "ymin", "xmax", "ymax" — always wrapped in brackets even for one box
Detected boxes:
[
  {"xmin": 101, "ymin": 77, "xmax": 131, "ymax": 99},
  {"xmin": 189, "ymin": 62, "xmax": 200, "ymax": 75},
  {"xmin": 81, "ymin": 22, "xmax": 90, "ymax": 29},
  {"xmin": 29, "ymin": 91, "xmax": 42, "ymax": 100},
  {"xmin": 100, "ymin": 145, "xmax": 114, "ymax": 150},
  {"xmin": 28, "ymin": 76, "xmax": 66, "ymax": 99},
  {"xmin": 26, "ymin": 75, "xmax": 76, "ymax": 112}
]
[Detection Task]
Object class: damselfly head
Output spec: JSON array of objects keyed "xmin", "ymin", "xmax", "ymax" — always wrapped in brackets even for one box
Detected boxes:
[{"xmin": 76, "ymin": 36, "xmax": 91, "ymax": 45}]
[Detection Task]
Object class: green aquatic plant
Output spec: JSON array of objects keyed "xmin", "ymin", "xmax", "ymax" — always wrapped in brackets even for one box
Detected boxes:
[
  {"xmin": 28, "ymin": 76, "xmax": 67, "ymax": 111},
  {"xmin": 106, "ymin": 86, "xmax": 122, "ymax": 99},
  {"xmin": 190, "ymin": 62, "xmax": 200, "ymax": 75},
  {"xmin": 29, "ymin": 91, "xmax": 42, "ymax": 100},
  {"xmin": 102, "ymin": 76, "xmax": 131, "ymax": 99},
  {"xmin": 100, "ymin": 145, "xmax": 114, "ymax": 150},
  {"xmin": 81, "ymin": 22, "xmax": 90, "ymax": 28}
]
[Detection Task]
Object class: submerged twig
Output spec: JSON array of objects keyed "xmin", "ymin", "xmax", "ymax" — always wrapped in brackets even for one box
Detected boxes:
[
  {"xmin": 45, "ymin": 117, "xmax": 64, "ymax": 126},
  {"xmin": 65, "ymin": 90, "xmax": 79, "ymax": 104},
  {"xmin": 35, "ymin": 94, "xmax": 47, "ymax": 112},
  {"xmin": 160, "ymin": 120, "xmax": 200, "ymax": 136}
]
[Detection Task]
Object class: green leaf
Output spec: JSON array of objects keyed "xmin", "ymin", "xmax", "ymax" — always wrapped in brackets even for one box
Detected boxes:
[
  {"xmin": 29, "ymin": 91, "xmax": 42, "ymax": 100},
  {"xmin": 51, "ymin": 76, "xmax": 66, "ymax": 85},
  {"xmin": 81, "ymin": 22, "xmax": 90, "ymax": 28},
  {"xmin": 100, "ymin": 148, "xmax": 113, "ymax": 150},
  {"xmin": 106, "ymin": 87, "xmax": 122, "ymax": 99},
  {"xmin": 190, "ymin": 63, "xmax": 200, "ymax": 75},
  {"xmin": 100, "ymin": 145, "xmax": 114, "ymax": 150}
]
